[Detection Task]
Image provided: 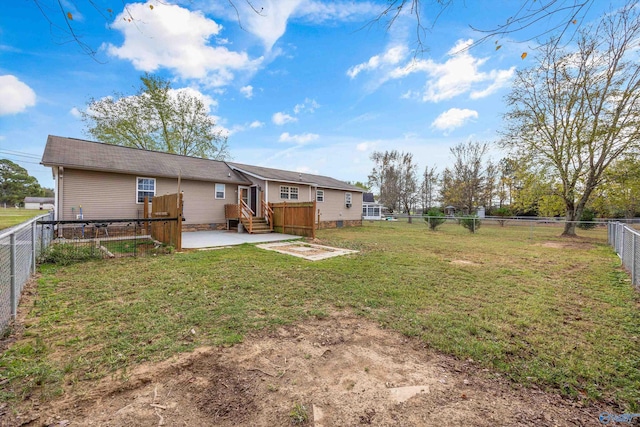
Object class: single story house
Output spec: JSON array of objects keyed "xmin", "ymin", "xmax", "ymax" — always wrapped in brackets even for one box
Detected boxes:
[
  {"xmin": 41, "ymin": 136, "xmax": 363, "ymax": 231},
  {"xmin": 24, "ymin": 197, "xmax": 55, "ymax": 210},
  {"xmin": 362, "ymin": 192, "xmax": 384, "ymax": 220}
]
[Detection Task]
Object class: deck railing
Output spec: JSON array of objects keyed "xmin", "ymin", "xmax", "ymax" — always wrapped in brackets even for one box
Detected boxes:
[
  {"xmin": 262, "ymin": 199, "xmax": 274, "ymax": 231},
  {"xmin": 239, "ymin": 200, "xmax": 254, "ymax": 233}
]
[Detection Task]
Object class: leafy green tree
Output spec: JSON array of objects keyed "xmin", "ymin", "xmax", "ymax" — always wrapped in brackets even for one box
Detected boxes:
[
  {"xmin": 503, "ymin": 3, "xmax": 640, "ymax": 236},
  {"xmin": 82, "ymin": 74, "xmax": 229, "ymax": 160},
  {"xmin": 591, "ymin": 156, "xmax": 640, "ymax": 218},
  {"xmin": 351, "ymin": 181, "xmax": 371, "ymax": 191},
  {"xmin": 0, "ymin": 159, "xmax": 44, "ymax": 206}
]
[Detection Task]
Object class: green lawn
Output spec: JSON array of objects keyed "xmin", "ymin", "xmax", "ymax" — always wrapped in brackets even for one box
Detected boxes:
[
  {"xmin": 0, "ymin": 209, "xmax": 49, "ymax": 230},
  {"xmin": 1, "ymin": 221, "xmax": 639, "ymax": 411}
]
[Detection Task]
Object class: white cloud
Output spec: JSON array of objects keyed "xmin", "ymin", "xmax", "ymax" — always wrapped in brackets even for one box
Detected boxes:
[
  {"xmin": 350, "ymin": 38, "xmax": 515, "ymax": 102},
  {"xmin": 105, "ymin": 2, "xmax": 261, "ymax": 87},
  {"xmin": 279, "ymin": 132, "xmax": 319, "ymax": 144},
  {"xmin": 294, "ymin": 1, "xmax": 379, "ymax": 23},
  {"xmin": 356, "ymin": 142, "xmax": 370, "ymax": 152},
  {"xmin": 431, "ymin": 108, "xmax": 478, "ymax": 132},
  {"xmin": 249, "ymin": 120, "xmax": 264, "ymax": 128},
  {"xmin": 470, "ymin": 68, "xmax": 515, "ymax": 99},
  {"xmin": 219, "ymin": 0, "xmax": 378, "ymax": 51},
  {"xmin": 272, "ymin": 112, "xmax": 298, "ymax": 125},
  {"xmin": 233, "ymin": 0, "xmax": 304, "ymax": 51},
  {"xmin": 293, "ymin": 98, "xmax": 320, "ymax": 114},
  {"xmin": 0, "ymin": 75, "xmax": 36, "ymax": 115},
  {"xmin": 69, "ymin": 107, "xmax": 82, "ymax": 118},
  {"xmin": 240, "ymin": 85, "xmax": 254, "ymax": 99},
  {"xmin": 347, "ymin": 45, "xmax": 408, "ymax": 78}
]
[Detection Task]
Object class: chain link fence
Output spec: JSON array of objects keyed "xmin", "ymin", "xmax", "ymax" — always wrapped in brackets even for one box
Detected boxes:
[
  {"xmin": 0, "ymin": 212, "xmax": 54, "ymax": 333},
  {"xmin": 608, "ymin": 222, "xmax": 640, "ymax": 290}
]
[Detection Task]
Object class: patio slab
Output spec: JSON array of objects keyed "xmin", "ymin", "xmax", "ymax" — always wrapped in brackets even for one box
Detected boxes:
[{"xmin": 181, "ymin": 230, "xmax": 302, "ymax": 249}]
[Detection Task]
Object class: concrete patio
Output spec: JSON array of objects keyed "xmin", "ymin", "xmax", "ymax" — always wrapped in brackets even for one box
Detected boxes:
[{"xmin": 181, "ymin": 230, "xmax": 302, "ymax": 249}]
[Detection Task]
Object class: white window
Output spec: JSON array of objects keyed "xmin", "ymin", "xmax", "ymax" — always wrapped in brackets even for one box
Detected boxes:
[
  {"xmin": 137, "ymin": 177, "xmax": 155, "ymax": 203},
  {"xmin": 345, "ymin": 192, "xmax": 352, "ymax": 207},
  {"xmin": 215, "ymin": 183, "xmax": 225, "ymax": 199},
  {"xmin": 316, "ymin": 190, "xmax": 324, "ymax": 202},
  {"xmin": 280, "ymin": 186, "xmax": 299, "ymax": 200},
  {"xmin": 280, "ymin": 186, "xmax": 290, "ymax": 199}
]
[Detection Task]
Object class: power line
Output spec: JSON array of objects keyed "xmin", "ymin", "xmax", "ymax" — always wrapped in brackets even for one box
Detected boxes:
[
  {"xmin": 0, "ymin": 156, "xmax": 43, "ymax": 166},
  {"xmin": 0, "ymin": 149, "xmax": 42, "ymax": 160}
]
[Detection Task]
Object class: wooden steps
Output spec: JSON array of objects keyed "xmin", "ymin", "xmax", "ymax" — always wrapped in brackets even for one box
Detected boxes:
[{"xmin": 240, "ymin": 217, "xmax": 272, "ymax": 234}]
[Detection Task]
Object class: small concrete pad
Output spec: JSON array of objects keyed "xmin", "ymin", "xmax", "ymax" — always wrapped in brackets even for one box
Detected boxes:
[
  {"xmin": 256, "ymin": 241, "xmax": 358, "ymax": 261},
  {"xmin": 388, "ymin": 385, "xmax": 430, "ymax": 403},
  {"xmin": 181, "ymin": 230, "xmax": 302, "ymax": 249}
]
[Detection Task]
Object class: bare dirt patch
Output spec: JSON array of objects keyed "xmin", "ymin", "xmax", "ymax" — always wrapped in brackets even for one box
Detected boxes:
[
  {"xmin": 451, "ymin": 259, "xmax": 481, "ymax": 266},
  {"xmin": 539, "ymin": 240, "xmax": 596, "ymax": 250},
  {"xmin": 7, "ymin": 314, "xmax": 610, "ymax": 427}
]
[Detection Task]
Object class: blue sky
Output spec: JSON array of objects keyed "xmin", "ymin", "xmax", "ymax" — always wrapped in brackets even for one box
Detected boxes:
[{"xmin": 0, "ymin": 0, "xmax": 617, "ymax": 189}]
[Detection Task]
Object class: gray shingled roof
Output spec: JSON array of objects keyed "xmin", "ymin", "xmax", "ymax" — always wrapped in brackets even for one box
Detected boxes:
[
  {"xmin": 41, "ymin": 136, "xmax": 250, "ymax": 184},
  {"xmin": 228, "ymin": 162, "xmax": 363, "ymax": 192},
  {"xmin": 24, "ymin": 197, "xmax": 54, "ymax": 204}
]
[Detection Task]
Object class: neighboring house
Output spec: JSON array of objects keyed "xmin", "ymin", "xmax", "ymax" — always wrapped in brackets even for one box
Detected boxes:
[
  {"xmin": 41, "ymin": 135, "xmax": 363, "ymax": 231},
  {"xmin": 362, "ymin": 193, "xmax": 384, "ymax": 220},
  {"xmin": 24, "ymin": 197, "xmax": 55, "ymax": 210}
]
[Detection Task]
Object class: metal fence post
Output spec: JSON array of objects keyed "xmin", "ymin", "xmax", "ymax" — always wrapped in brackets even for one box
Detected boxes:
[
  {"xmin": 31, "ymin": 220, "xmax": 37, "ymax": 275},
  {"xmin": 632, "ymin": 232, "xmax": 636, "ymax": 286},
  {"xmin": 10, "ymin": 233, "xmax": 17, "ymax": 318}
]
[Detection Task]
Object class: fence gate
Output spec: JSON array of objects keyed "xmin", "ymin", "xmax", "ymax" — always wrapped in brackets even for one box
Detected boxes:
[
  {"xmin": 147, "ymin": 193, "xmax": 183, "ymax": 251},
  {"xmin": 269, "ymin": 201, "xmax": 316, "ymax": 238}
]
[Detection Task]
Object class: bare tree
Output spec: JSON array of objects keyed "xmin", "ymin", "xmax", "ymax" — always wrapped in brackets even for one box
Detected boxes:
[
  {"xmin": 398, "ymin": 152, "xmax": 419, "ymax": 220},
  {"xmin": 502, "ymin": 2, "xmax": 640, "ymax": 236},
  {"xmin": 441, "ymin": 141, "xmax": 490, "ymax": 214},
  {"xmin": 368, "ymin": 150, "xmax": 418, "ymax": 214},
  {"xmin": 34, "ymin": 0, "xmax": 594, "ymax": 58},
  {"xmin": 371, "ymin": 0, "xmax": 593, "ymax": 53},
  {"xmin": 421, "ymin": 165, "xmax": 439, "ymax": 211}
]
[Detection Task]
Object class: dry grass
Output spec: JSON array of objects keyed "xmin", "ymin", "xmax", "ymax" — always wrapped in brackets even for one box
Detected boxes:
[{"xmin": 1, "ymin": 220, "xmax": 638, "ymax": 411}]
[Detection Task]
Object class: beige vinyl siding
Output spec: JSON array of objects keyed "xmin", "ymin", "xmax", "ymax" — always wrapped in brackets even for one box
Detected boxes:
[
  {"xmin": 317, "ymin": 188, "xmax": 363, "ymax": 222},
  {"xmin": 61, "ymin": 169, "xmax": 144, "ymax": 220},
  {"xmin": 179, "ymin": 180, "xmax": 227, "ymax": 224},
  {"xmin": 61, "ymin": 169, "xmax": 227, "ymax": 224}
]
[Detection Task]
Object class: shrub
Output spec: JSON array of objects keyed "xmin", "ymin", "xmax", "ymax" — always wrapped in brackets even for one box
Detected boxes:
[
  {"xmin": 578, "ymin": 208, "xmax": 597, "ymax": 230},
  {"xmin": 424, "ymin": 208, "xmax": 446, "ymax": 231},
  {"xmin": 39, "ymin": 243, "xmax": 101, "ymax": 265},
  {"xmin": 460, "ymin": 216, "xmax": 481, "ymax": 233},
  {"xmin": 493, "ymin": 207, "xmax": 511, "ymax": 227}
]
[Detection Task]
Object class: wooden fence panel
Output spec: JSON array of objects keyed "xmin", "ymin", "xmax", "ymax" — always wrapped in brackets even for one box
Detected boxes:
[
  {"xmin": 149, "ymin": 193, "xmax": 183, "ymax": 250},
  {"xmin": 269, "ymin": 201, "xmax": 316, "ymax": 238}
]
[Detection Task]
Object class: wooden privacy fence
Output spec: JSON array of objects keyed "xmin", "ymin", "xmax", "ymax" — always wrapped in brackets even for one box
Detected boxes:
[
  {"xmin": 145, "ymin": 193, "xmax": 183, "ymax": 251},
  {"xmin": 270, "ymin": 201, "xmax": 316, "ymax": 238}
]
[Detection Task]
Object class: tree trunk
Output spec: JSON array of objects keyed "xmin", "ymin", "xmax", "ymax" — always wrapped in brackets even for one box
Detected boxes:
[{"xmin": 562, "ymin": 203, "xmax": 585, "ymax": 237}]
